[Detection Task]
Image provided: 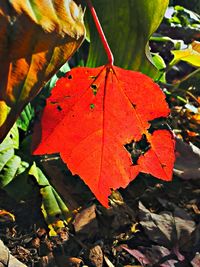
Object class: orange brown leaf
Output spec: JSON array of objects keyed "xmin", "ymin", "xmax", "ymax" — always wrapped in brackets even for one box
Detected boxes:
[
  {"xmin": 0, "ymin": 0, "xmax": 85, "ymax": 141},
  {"xmin": 33, "ymin": 65, "xmax": 175, "ymax": 207}
]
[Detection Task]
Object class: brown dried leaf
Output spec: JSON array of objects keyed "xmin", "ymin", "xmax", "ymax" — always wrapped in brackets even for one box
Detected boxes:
[
  {"xmin": 73, "ymin": 204, "xmax": 98, "ymax": 240},
  {"xmin": 138, "ymin": 202, "xmax": 195, "ymax": 249},
  {"xmin": 0, "ymin": 0, "xmax": 85, "ymax": 141},
  {"xmin": 174, "ymin": 138, "xmax": 200, "ymax": 180}
]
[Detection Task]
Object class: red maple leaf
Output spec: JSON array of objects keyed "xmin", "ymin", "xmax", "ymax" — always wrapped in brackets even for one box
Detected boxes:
[{"xmin": 33, "ymin": 65, "xmax": 175, "ymax": 207}]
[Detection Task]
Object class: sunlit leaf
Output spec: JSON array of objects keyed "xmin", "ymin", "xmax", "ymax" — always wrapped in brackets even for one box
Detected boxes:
[
  {"xmin": 33, "ymin": 65, "xmax": 175, "ymax": 207},
  {"xmin": 170, "ymin": 41, "xmax": 200, "ymax": 67},
  {"xmin": 0, "ymin": 0, "xmax": 85, "ymax": 141},
  {"xmin": 86, "ymin": 0, "xmax": 169, "ymax": 78},
  {"xmin": 16, "ymin": 104, "xmax": 34, "ymax": 131}
]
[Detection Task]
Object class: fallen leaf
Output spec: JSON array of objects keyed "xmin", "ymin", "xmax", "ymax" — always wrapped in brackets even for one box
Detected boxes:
[
  {"xmin": 73, "ymin": 204, "xmax": 98, "ymax": 240},
  {"xmin": 87, "ymin": 245, "xmax": 103, "ymax": 267},
  {"xmin": 66, "ymin": 257, "xmax": 83, "ymax": 267},
  {"xmin": 104, "ymin": 255, "xmax": 115, "ymax": 267},
  {"xmin": 191, "ymin": 253, "xmax": 200, "ymax": 267},
  {"xmin": 122, "ymin": 245, "xmax": 178, "ymax": 267},
  {"xmin": 33, "ymin": 65, "xmax": 175, "ymax": 207},
  {"xmin": 0, "ymin": 0, "xmax": 85, "ymax": 141},
  {"xmin": 138, "ymin": 202, "xmax": 195, "ymax": 251},
  {"xmin": 174, "ymin": 138, "xmax": 200, "ymax": 180},
  {"xmin": 0, "ymin": 209, "xmax": 15, "ymax": 223},
  {"xmin": 122, "ymin": 246, "xmax": 151, "ymax": 266}
]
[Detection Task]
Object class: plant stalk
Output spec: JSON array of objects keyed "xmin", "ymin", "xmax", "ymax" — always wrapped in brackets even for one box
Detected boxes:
[{"xmin": 86, "ymin": 0, "xmax": 114, "ymax": 65}]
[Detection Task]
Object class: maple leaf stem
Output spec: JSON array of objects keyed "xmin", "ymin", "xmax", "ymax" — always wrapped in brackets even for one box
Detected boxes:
[{"xmin": 86, "ymin": 0, "xmax": 114, "ymax": 65}]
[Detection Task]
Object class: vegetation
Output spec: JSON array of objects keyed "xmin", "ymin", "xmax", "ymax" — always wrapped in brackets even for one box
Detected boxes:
[{"xmin": 0, "ymin": 0, "xmax": 199, "ymax": 266}]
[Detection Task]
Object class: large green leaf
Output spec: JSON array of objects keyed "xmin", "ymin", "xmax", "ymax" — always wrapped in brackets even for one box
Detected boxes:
[
  {"xmin": 86, "ymin": 0, "xmax": 169, "ymax": 77},
  {"xmin": 0, "ymin": 0, "xmax": 85, "ymax": 142}
]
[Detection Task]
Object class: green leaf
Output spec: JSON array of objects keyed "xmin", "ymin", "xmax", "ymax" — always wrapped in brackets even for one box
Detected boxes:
[
  {"xmin": 0, "ymin": 122, "xmax": 69, "ymax": 232},
  {"xmin": 152, "ymin": 53, "xmax": 166, "ymax": 70},
  {"xmin": 16, "ymin": 104, "xmax": 34, "ymax": 131},
  {"xmin": 0, "ymin": 124, "xmax": 69, "ymax": 228},
  {"xmin": 86, "ymin": 0, "xmax": 169, "ymax": 78},
  {"xmin": 29, "ymin": 163, "xmax": 69, "ymax": 224},
  {"xmin": 41, "ymin": 186, "xmax": 69, "ymax": 221},
  {"xmin": 170, "ymin": 41, "xmax": 200, "ymax": 67},
  {"xmin": 0, "ymin": 124, "xmax": 19, "ymax": 173},
  {"xmin": 152, "ymin": 53, "xmax": 166, "ymax": 83},
  {"xmin": 3, "ymin": 161, "xmax": 33, "ymax": 201},
  {"xmin": 0, "ymin": 155, "xmax": 21, "ymax": 188},
  {"xmin": 8, "ymin": 124, "xmax": 19, "ymax": 149},
  {"xmin": 0, "ymin": 148, "xmax": 14, "ymax": 173}
]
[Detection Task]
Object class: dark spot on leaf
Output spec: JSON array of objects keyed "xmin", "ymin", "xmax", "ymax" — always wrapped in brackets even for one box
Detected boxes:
[
  {"xmin": 90, "ymin": 103, "xmax": 95, "ymax": 109},
  {"xmin": 67, "ymin": 74, "xmax": 72, "ymax": 79},
  {"xmin": 161, "ymin": 163, "xmax": 166, "ymax": 168},
  {"xmin": 132, "ymin": 104, "xmax": 136, "ymax": 108},
  {"xmin": 57, "ymin": 105, "xmax": 62, "ymax": 111},
  {"xmin": 10, "ymin": 134, "xmax": 13, "ymax": 139},
  {"xmin": 89, "ymin": 75, "xmax": 97, "ymax": 79},
  {"xmin": 125, "ymin": 135, "xmax": 150, "ymax": 164}
]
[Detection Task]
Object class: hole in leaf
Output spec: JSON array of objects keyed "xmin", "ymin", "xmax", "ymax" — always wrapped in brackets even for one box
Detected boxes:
[
  {"xmin": 89, "ymin": 75, "xmax": 97, "ymax": 79},
  {"xmin": 125, "ymin": 135, "xmax": 150, "ymax": 164},
  {"xmin": 91, "ymin": 84, "xmax": 98, "ymax": 95},
  {"xmin": 57, "ymin": 105, "xmax": 62, "ymax": 111},
  {"xmin": 90, "ymin": 103, "xmax": 95, "ymax": 109},
  {"xmin": 67, "ymin": 74, "xmax": 72, "ymax": 79},
  {"xmin": 148, "ymin": 117, "xmax": 171, "ymax": 133},
  {"xmin": 91, "ymin": 84, "xmax": 97, "ymax": 89}
]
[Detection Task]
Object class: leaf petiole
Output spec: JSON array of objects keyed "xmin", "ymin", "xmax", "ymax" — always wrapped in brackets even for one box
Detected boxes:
[{"xmin": 86, "ymin": 0, "xmax": 114, "ymax": 65}]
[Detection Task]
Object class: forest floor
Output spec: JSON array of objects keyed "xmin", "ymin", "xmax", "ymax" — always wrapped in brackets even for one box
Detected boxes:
[{"xmin": 0, "ymin": 131, "xmax": 200, "ymax": 267}]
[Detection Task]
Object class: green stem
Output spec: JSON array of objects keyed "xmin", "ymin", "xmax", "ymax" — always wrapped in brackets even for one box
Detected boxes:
[
  {"xmin": 86, "ymin": 0, "xmax": 114, "ymax": 65},
  {"xmin": 174, "ymin": 68, "xmax": 200, "ymax": 86}
]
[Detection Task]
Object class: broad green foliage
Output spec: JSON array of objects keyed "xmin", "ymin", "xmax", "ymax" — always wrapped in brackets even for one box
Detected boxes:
[
  {"xmin": 86, "ymin": 0, "xmax": 169, "ymax": 78},
  {"xmin": 170, "ymin": 0, "xmax": 200, "ymax": 14},
  {"xmin": 16, "ymin": 104, "xmax": 35, "ymax": 132},
  {"xmin": 0, "ymin": 123, "xmax": 69, "ymax": 230},
  {"xmin": 166, "ymin": 5, "xmax": 200, "ymax": 28}
]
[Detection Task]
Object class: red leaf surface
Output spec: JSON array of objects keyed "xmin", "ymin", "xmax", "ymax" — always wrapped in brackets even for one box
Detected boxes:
[{"xmin": 33, "ymin": 65, "xmax": 175, "ymax": 207}]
